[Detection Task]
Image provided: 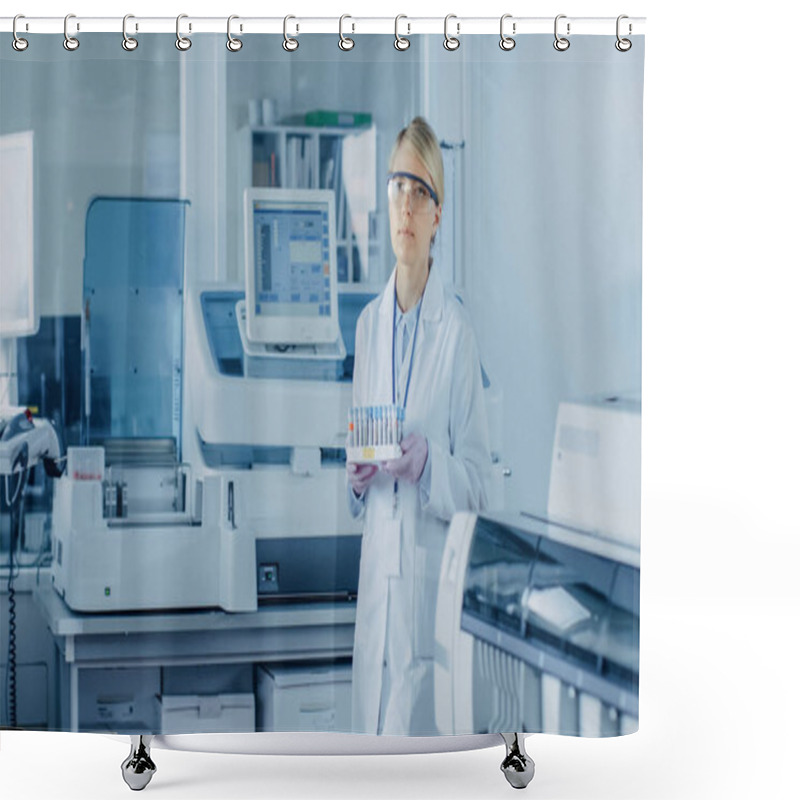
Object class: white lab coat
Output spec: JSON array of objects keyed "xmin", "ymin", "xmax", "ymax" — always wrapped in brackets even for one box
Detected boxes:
[{"xmin": 350, "ymin": 263, "xmax": 491, "ymax": 735}]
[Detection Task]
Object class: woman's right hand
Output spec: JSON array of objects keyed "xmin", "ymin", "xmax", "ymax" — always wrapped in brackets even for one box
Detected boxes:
[{"xmin": 347, "ymin": 462, "xmax": 379, "ymax": 497}]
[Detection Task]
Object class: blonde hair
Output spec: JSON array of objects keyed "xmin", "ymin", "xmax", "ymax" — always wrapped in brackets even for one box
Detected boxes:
[{"xmin": 388, "ymin": 117, "xmax": 444, "ymax": 209}]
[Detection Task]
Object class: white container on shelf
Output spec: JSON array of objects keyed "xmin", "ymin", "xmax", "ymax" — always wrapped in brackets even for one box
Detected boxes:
[
  {"xmin": 257, "ymin": 664, "xmax": 352, "ymax": 732},
  {"xmin": 158, "ymin": 693, "xmax": 255, "ymax": 734}
]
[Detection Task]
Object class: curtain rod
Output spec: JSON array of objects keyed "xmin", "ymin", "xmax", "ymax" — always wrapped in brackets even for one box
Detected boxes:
[{"xmin": 0, "ymin": 16, "xmax": 646, "ymax": 36}]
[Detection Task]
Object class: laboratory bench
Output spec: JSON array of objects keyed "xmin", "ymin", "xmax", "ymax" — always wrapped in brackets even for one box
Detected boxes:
[{"xmin": 34, "ymin": 578, "xmax": 356, "ymax": 733}]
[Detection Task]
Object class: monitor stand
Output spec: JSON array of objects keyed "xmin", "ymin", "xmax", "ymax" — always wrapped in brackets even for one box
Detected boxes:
[{"xmin": 235, "ymin": 300, "xmax": 346, "ymax": 362}]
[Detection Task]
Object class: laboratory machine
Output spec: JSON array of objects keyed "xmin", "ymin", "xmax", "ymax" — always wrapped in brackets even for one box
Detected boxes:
[
  {"xmin": 51, "ymin": 192, "xmax": 362, "ymax": 613},
  {"xmin": 435, "ymin": 396, "xmax": 640, "ymax": 737}
]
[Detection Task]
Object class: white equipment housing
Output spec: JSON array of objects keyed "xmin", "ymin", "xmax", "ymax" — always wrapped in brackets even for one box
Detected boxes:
[{"xmin": 435, "ymin": 396, "xmax": 641, "ymax": 736}]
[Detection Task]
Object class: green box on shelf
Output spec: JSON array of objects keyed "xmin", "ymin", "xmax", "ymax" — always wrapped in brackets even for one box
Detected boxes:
[{"xmin": 304, "ymin": 110, "xmax": 372, "ymax": 128}]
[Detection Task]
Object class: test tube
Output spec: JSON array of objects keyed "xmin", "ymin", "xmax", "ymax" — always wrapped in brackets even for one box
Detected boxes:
[{"xmin": 347, "ymin": 409, "xmax": 353, "ymax": 448}]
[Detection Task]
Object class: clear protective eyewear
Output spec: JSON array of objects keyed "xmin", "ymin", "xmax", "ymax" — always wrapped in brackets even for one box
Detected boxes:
[{"xmin": 386, "ymin": 171, "xmax": 439, "ymax": 213}]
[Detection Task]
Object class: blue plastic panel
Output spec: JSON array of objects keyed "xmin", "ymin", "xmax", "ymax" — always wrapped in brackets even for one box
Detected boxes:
[{"xmin": 82, "ymin": 198, "xmax": 188, "ymax": 454}]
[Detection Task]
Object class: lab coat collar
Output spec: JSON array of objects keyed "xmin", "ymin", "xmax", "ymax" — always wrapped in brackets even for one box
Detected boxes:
[{"xmin": 378, "ymin": 261, "xmax": 444, "ymax": 324}]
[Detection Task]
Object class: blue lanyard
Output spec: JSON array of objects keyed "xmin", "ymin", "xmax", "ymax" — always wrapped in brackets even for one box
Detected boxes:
[
  {"xmin": 392, "ymin": 279, "xmax": 425, "ymax": 411},
  {"xmin": 391, "ymin": 278, "xmax": 425, "ymax": 509}
]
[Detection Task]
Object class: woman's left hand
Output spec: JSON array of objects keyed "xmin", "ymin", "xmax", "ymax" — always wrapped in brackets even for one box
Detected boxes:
[{"xmin": 382, "ymin": 432, "xmax": 428, "ymax": 485}]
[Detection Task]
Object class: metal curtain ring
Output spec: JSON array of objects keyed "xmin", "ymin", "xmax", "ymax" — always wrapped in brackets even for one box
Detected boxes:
[
  {"xmin": 12, "ymin": 15, "xmax": 29, "ymax": 52},
  {"xmin": 553, "ymin": 14, "xmax": 570, "ymax": 51},
  {"xmin": 176, "ymin": 14, "xmax": 192, "ymax": 51},
  {"xmin": 339, "ymin": 15, "xmax": 355, "ymax": 51},
  {"xmin": 499, "ymin": 14, "xmax": 515, "ymax": 51},
  {"xmin": 394, "ymin": 15, "xmax": 410, "ymax": 51},
  {"xmin": 122, "ymin": 15, "xmax": 138, "ymax": 51},
  {"xmin": 615, "ymin": 14, "xmax": 632, "ymax": 51},
  {"xmin": 283, "ymin": 15, "xmax": 299, "ymax": 51},
  {"xmin": 63, "ymin": 14, "xmax": 79, "ymax": 51},
  {"xmin": 227, "ymin": 15, "xmax": 243, "ymax": 51},
  {"xmin": 443, "ymin": 14, "xmax": 460, "ymax": 51}
]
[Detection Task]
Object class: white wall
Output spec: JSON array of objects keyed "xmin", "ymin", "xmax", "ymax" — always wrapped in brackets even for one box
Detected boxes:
[{"xmin": 463, "ymin": 36, "xmax": 643, "ymax": 514}]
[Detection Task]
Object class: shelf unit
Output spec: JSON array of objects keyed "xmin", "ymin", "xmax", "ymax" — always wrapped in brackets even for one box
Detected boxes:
[{"xmin": 237, "ymin": 124, "xmax": 385, "ymax": 289}]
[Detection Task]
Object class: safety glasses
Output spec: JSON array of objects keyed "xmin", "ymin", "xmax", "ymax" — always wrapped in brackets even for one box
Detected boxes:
[{"xmin": 386, "ymin": 171, "xmax": 439, "ymax": 213}]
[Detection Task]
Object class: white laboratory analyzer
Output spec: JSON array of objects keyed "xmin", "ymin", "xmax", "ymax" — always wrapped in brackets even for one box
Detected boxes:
[
  {"xmin": 435, "ymin": 396, "xmax": 640, "ymax": 737},
  {"xmin": 50, "ymin": 193, "xmax": 360, "ymax": 613}
]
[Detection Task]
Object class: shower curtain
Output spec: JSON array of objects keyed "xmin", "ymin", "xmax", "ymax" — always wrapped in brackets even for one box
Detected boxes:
[{"xmin": 0, "ymin": 22, "xmax": 643, "ymax": 742}]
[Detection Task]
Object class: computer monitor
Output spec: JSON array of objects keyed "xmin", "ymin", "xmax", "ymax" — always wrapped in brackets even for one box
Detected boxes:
[
  {"xmin": 243, "ymin": 188, "xmax": 339, "ymax": 346},
  {"xmin": 0, "ymin": 131, "xmax": 37, "ymax": 337}
]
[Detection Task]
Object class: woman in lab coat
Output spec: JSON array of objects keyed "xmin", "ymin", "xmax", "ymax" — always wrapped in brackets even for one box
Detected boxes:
[{"xmin": 346, "ymin": 117, "xmax": 492, "ymax": 735}]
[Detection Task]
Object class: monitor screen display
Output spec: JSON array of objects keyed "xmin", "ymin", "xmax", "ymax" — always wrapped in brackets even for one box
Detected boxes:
[
  {"xmin": 244, "ymin": 188, "xmax": 339, "ymax": 346},
  {"xmin": 252, "ymin": 200, "xmax": 332, "ymax": 320}
]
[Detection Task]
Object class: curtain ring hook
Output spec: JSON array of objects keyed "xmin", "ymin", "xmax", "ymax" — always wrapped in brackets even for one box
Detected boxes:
[
  {"xmin": 12, "ymin": 15, "xmax": 29, "ymax": 52},
  {"xmin": 394, "ymin": 15, "xmax": 410, "ymax": 51},
  {"xmin": 615, "ymin": 14, "xmax": 632, "ymax": 52},
  {"xmin": 499, "ymin": 14, "xmax": 516, "ymax": 51},
  {"xmin": 122, "ymin": 15, "xmax": 138, "ymax": 51},
  {"xmin": 176, "ymin": 14, "xmax": 192, "ymax": 51},
  {"xmin": 227, "ymin": 15, "xmax": 243, "ymax": 51},
  {"xmin": 443, "ymin": 14, "xmax": 460, "ymax": 51},
  {"xmin": 553, "ymin": 14, "xmax": 570, "ymax": 51},
  {"xmin": 283, "ymin": 15, "xmax": 299, "ymax": 52},
  {"xmin": 339, "ymin": 15, "xmax": 355, "ymax": 51},
  {"xmin": 63, "ymin": 13, "xmax": 80, "ymax": 51}
]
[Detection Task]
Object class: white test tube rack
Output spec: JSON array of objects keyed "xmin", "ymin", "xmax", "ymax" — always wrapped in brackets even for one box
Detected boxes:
[{"xmin": 346, "ymin": 405, "xmax": 403, "ymax": 464}]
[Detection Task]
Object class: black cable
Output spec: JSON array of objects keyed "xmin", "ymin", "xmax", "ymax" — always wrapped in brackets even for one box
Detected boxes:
[
  {"xmin": 4, "ymin": 446, "xmax": 28, "ymax": 729},
  {"xmin": 6, "ymin": 514, "xmax": 18, "ymax": 728}
]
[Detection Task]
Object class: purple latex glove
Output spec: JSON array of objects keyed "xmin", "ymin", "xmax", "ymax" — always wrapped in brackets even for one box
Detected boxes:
[
  {"xmin": 347, "ymin": 462, "xmax": 379, "ymax": 497},
  {"xmin": 382, "ymin": 432, "xmax": 428, "ymax": 485}
]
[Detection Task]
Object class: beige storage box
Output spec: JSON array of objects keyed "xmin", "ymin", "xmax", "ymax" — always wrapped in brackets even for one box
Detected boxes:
[
  {"xmin": 158, "ymin": 693, "xmax": 255, "ymax": 734},
  {"xmin": 257, "ymin": 663, "xmax": 352, "ymax": 732}
]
